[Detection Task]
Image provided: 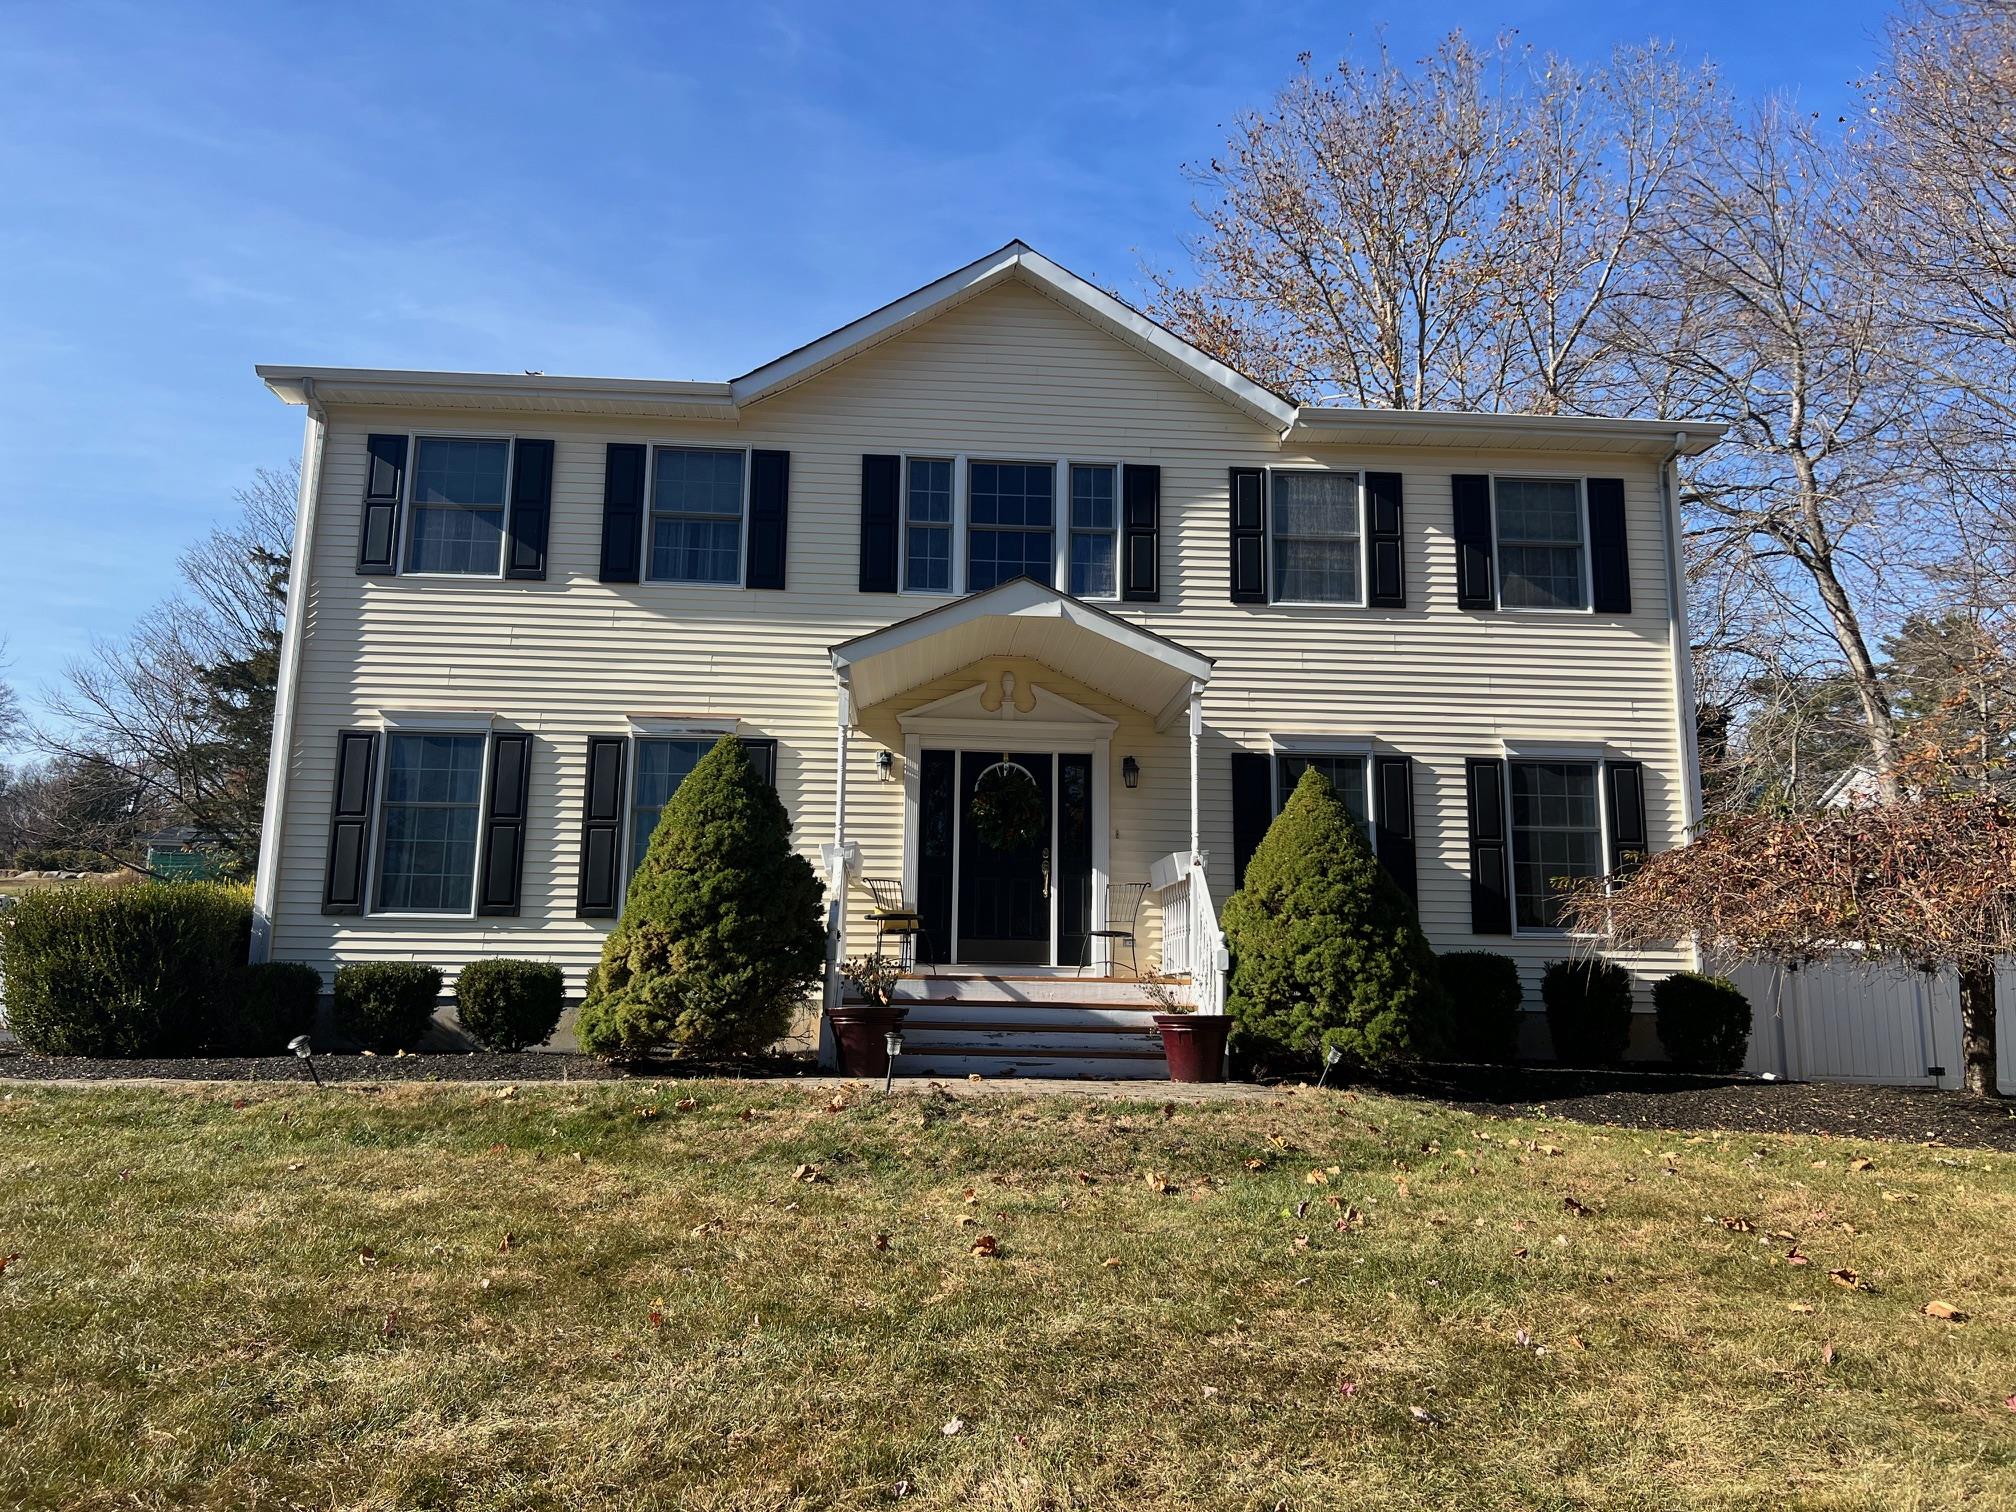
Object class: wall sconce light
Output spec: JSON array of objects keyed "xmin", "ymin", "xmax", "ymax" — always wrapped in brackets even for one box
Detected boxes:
[
  {"xmin": 875, "ymin": 749, "xmax": 895, "ymax": 782},
  {"xmin": 1121, "ymin": 756, "xmax": 1140, "ymax": 789}
]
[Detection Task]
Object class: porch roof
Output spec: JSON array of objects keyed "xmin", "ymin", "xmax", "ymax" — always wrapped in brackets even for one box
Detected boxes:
[{"xmin": 829, "ymin": 578, "xmax": 1213, "ymax": 729}]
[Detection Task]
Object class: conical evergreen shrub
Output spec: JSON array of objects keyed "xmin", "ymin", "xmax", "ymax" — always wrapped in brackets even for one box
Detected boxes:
[
  {"xmin": 1221, "ymin": 765, "xmax": 1450, "ymax": 1068},
  {"xmin": 575, "ymin": 737, "xmax": 824, "ymax": 1061}
]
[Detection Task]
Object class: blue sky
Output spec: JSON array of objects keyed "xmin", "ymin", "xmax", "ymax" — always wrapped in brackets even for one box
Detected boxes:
[{"xmin": 0, "ymin": 0, "xmax": 1893, "ymax": 730}]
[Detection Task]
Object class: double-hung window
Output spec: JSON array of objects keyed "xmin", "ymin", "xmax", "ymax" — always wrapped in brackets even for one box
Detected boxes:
[
  {"xmin": 1068, "ymin": 464, "xmax": 1118, "ymax": 599},
  {"xmin": 650, "ymin": 447, "xmax": 745, "ymax": 584},
  {"xmin": 374, "ymin": 732, "xmax": 487, "ymax": 912},
  {"xmin": 406, "ymin": 437, "xmax": 510, "ymax": 575},
  {"xmin": 967, "ymin": 461, "xmax": 1055, "ymax": 590},
  {"xmin": 1495, "ymin": 478, "xmax": 1588, "ymax": 610},
  {"xmin": 1270, "ymin": 470, "xmax": 1362, "ymax": 604},
  {"xmin": 1275, "ymin": 750, "xmax": 1375, "ymax": 848},
  {"xmin": 904, "ymin": 458, "xmax": 954, "ymax": 593},
  {"xmin": 1507, "ymin": 760, "xmax": 1604, "ymax": 928},
  {"xmin": 626, "ymin": 735, "xmax": 780, "ymax": 888}
]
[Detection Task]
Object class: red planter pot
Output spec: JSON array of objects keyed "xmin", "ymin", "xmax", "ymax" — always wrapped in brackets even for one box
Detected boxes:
[
  {"xmin": 826, "ymin": 1003, "xmax": 909, "ymax": 1078},
  {"xmin": 1154, "ymin": 1013, "xmax": 1230, "ymax": 1083}
]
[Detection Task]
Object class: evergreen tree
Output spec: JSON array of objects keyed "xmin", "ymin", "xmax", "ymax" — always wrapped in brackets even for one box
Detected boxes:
[
  {"xmin": 1221, "ymin": 765, "xmax": 1450, "ymax": 1067},
  {"xmin": 576, "ymin": 737, "xmax": 824, "ymax": 1060}
]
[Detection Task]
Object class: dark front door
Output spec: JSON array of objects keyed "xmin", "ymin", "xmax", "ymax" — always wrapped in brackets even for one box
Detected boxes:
[{"xmin": 957, "ymin": 751, "xmax": 1054, "ymax": 965}]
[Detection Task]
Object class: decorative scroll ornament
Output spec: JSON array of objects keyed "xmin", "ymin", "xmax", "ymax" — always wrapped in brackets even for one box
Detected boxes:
[{"xmin": 971, "ymin": 758, "xmax": 1045, "ymax": 851}]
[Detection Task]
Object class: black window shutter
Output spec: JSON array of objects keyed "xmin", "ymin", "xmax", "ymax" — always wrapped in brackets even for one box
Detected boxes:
[
  {"xmin": 1605, "ymin": 759, "xmax": 1648, "ymax": 875},
  {"xmin": 1366, "ymin": 471, "xmax": 1405, "ymax": 608},
  {"xmin": 1587, "ymin": 478, "xmax": 1631, "ymax": 613},
  {"xmin": 477, "ymin": 733, "xmax": 532, "ymax": 916},
  {"xmin": 746, "ymin": 450, "xmax": 790, "ymax": 590},
  {"xmin": 1231, "ymin": 750, "xmax": 1272, "ymax": 887},
  {"xmin": 505, "ymin": 439, "xmax": 554, "ymax": 580},
  {"xmin": 1229, "ymin": 468, "xmax": 1267, "ymax": 603},
  {"xmin": 1452, "ymin": 474, "xmax": 1496, "ymax": 610},
  {"xmin": 358, "ymin": 434, "xmax": 406, "ymax": 574},
  {"xmin": 598, "ymin": 443, "xmax": 646, "ymax": 584},
  {"xmin": 1465, "ymin": 757, "xmax": 1512, "ymax": 934},
  {"xmin": 1122, "ymin": 463, "xmax": 1160, "ymax": 601},
  {"xmin": 322, "ymin": 730, "xmax": 380, "ymax": 914},
  {"xmin": 576, "ymin": 737, "xmax": 628, "ymax": 918},
  {"xmin": 737, "ymin": 736, "xmax": 778, "ymax": 787},
  {"xmin": 1374, "ymin": 754, "xmax": 1418, "ymax": 903},
  {"xmin": 860, "ymin": 454, "xmax": 901, "ymax": 593}
]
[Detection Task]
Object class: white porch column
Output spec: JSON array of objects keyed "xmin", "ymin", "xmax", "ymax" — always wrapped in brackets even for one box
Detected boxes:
[
  {"xmin": 1187, "ymin": 681, "xmax": 1202, "ymax": 865},
  {"xmin": 832, "ymin": 679, "xmax": 852, "ymax": 851}
]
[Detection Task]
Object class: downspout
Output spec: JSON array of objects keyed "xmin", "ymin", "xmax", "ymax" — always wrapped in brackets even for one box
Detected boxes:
[
  {"xmin": 248, "ymin": 378, "xmax": 326, "ymax": 963},
  {"xmin": 1657, "ymin": 431, "xmax": 1704, "ymax": 972}
]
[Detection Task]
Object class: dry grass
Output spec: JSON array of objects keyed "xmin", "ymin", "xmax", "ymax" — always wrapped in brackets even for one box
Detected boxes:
[{"xmin": 1, "ymin": 1080, "xmax": 2013, "ymax": 1510}]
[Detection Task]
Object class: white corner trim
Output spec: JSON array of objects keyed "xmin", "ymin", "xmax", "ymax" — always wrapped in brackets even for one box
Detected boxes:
[{"xmin": 377, "ymin": 710, "xmax": 499, "ymax": 733}]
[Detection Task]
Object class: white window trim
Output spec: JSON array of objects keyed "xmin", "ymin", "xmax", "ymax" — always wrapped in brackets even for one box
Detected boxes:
[
  {"xmin": 643, "ymin": 443, "xmax": 752, "ymax": 590},
  {"xmin": 1490, "ymin": 472, "xmax": 1595, "ymax": 616},
  {"xmin": 397, "ymin": 430, "xmax": 519, "ymax": 580},
  {"xmin": 1063, "ymin": 458, "xmax": 1123, "ymax": 603},
  {"xmin": 1502, "ymin": 750, "xmax": 1613, "ymax": 938},
  {"xmin": 1268, "ymin": 736, "xmax": 1377, "ymax": 851},
  {"xmin": 901, "ymin": 453, "xmax": 960, "ymax": 597},
  {"xmin": 1265, "ymin": 467, "xmax": 1368, "ymax": 609},
  {"xmin": 364, "ymin": 725, "xmax": 495, "ymax": 920}
]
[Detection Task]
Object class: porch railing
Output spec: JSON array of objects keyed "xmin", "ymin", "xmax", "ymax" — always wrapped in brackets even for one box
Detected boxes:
[{"xmin": 1152, "ymin": 853, "xmax": 1227, "ymax": 1015}]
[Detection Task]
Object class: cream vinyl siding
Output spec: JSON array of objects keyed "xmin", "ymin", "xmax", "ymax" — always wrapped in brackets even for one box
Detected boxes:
[{"xmin": 268, "ymin": 278, "xmax": 1694, "ymax": 1014}]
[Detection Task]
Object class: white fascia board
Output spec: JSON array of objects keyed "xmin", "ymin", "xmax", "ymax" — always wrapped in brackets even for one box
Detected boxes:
[
  {"xmin": 1288, "ymin": 407, "xmax": 1728, "ymax": 455},
  {"xmin": 257, "ymin": 365, "xmax": 738, "ymax": 415}
]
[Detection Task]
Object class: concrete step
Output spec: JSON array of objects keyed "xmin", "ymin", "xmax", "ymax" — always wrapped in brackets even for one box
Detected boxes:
[
  {"xmin": 884, "ymin": 975, "xmax": 1176, "ymax": 1006},
  {"xmin": 899, "ymin": 1023, "xmax": 1165, "ymax": 1055},
  {"xmin": 891, "ymin": 1001, "xmax": 1163, "ymax": 1030},
  {"xmin": 895, "ymin": 1047, "xmax": 1171, "ymax": 1081}
]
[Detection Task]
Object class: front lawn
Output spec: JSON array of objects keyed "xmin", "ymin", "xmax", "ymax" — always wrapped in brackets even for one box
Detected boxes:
[{"xmin": 1, "ymin": 1082, "xmax": 2011, "ymax": 1510}]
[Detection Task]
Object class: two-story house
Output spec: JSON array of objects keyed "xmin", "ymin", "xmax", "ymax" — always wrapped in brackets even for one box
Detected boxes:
[{"xmin": 250, "ymin": 242, "xmax": 1723, "ymax": 1075}]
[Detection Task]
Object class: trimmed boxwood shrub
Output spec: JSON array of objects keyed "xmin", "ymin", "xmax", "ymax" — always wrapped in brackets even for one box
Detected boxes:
[
  {"xmin": 1437, "ymin": 951, "xmax": 1523, "ymax": 1064},
  {"xmin": 0, "ymin": 881, "xmax": 251, "ymax": 1056},
  {"xmin": 577, "ymin": 737, "xmax": 824, "ymax": 1062},
  {"xmin": 1654, "ymin": 971, "xmax": 1753, "ymax": 1073},
  {"xmin": 455, "ymin": 959, "xmax": 565, "ymax": 1052},
  {"xmin": 1542, "ymin": 959, "xmax": 1635, "ymax": 1066},
  {"xmin": 1221, "ymin": 765, "xmax": 1450, "ymax": 1069},
  {"xmin": 211, "ymin": 961, "xmax": 323, "ymax": 1056},
  {"xmin": 333, "ymin": 962, "xmax": 442, "ymax": 1053}
]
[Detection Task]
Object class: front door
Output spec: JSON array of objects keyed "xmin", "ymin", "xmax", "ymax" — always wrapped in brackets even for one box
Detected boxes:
[{"xmin": 957, "ymin": 751, "xmax": 1054, "ymax": 965}]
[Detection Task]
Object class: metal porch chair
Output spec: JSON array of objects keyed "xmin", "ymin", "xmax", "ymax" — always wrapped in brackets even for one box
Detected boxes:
[
  {"xmin": 1079, "ymin": 881, "xmax": 1148, "ymax": 977},
  {"xmin": 863, "ymin": 877, "xmax": 933, "ymax": 974}
]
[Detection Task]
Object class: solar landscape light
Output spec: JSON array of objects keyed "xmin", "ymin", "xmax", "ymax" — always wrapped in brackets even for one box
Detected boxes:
[
  {"xmin": 287, "ymin": 1034, "xmax": 322, "ymax": 1088},
  {"xmin": 883, "ymin": 1028, "xmax": 905, "ymax": 1093},
  {"xmin": 1316, "ymin": 1042, "xmax": 1344, "ymax": 1090}
]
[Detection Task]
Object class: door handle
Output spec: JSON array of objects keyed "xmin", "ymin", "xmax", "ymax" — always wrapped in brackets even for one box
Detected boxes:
[{"xmin": 1041, "ymin": 846, "xmax": 1051, "ymax": 899}]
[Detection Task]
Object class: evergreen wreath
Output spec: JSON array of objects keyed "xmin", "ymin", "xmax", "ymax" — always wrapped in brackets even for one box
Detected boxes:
[{"xmin": 971, "ymin": 761, "xmax": 1046, "ymax": 851}]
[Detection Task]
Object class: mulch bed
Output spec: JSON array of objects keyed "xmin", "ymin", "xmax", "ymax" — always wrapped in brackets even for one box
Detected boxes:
[
  {"xmin": 0, "ymin": 1048, "xmax": 814, "ymax": 1085},
  {"xmin": 1370, "ymin": 1062, "xmax": 2016, "ymax": 1152}
]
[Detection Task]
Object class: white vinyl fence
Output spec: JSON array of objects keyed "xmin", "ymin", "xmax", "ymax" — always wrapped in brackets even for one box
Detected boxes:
[{"xmin": 1719, "ymin": 956, "xmax": 2016, "ymax": 1094}]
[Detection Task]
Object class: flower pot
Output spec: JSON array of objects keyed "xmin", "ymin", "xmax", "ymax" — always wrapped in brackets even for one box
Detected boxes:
[
  {"xmin": 826, "ymin": 1003, "xmax": 909, "ymax": 1078},
  {"xmin": 1154, "ymin": 1013, "xmax": 1229, "ymax": 1083}
]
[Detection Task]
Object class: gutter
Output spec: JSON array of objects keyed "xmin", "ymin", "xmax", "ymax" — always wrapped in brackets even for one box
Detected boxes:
[{"xmin": 249, "ymin": 377, "xmax": 327, "ymax": 963}]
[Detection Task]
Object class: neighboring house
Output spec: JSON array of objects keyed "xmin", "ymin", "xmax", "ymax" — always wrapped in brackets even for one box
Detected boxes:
[
  {"xmin": 250, "ymin": 241, "xmax": 1724, "ymax": 1071},
  {"xmin": 143, "ymin": 827, "xmax": 224, "ymax": 882}
]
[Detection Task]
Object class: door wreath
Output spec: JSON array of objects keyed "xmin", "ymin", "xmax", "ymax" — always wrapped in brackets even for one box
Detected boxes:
[{"xmin": 971, "ymin": 760, "xmax": 1045, "ymax": 851}]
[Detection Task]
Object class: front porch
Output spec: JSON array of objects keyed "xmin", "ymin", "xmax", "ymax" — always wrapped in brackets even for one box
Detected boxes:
[{"xmin": 812, "ymin": 580, "xmax": 1230, "ymax": 1076}]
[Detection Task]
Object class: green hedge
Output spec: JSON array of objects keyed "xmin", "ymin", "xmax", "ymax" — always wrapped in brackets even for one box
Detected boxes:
[
  {"xmin": 333, "ymin": 962, "xmax": 443, "ymax": 1053},
  {"xmin": 1542, "ymin": 959, "xmax": 1635, "ymax": 1066},
  {"xmin": 1437, "ymin": 951, "xmax": 1523, "ymax": 1064},
  {"xmin": 221, "ymin": 961, "xmax": 324, "ymax": 1056},
  {"xmin": 455, "ymin": 959, "xmax": 564, "ymax": 1052},
  {"xmin": 1654, "ymin": 972, "xmax": 1753, "ymax": 1073},
  {"xmin": 0, "ymin": 882, "xmax": 252, "ymax": 1056}
]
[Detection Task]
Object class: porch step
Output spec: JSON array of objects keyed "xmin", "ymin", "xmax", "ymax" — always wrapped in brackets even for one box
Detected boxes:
[
  {"xmin": 900, "ymin": 1023, "xmax": 1163, "ymax": 1055},
  {"xmin": 886, "ymin": 1001, "xmax": 1163, "ymax": 1029},
  {"xmin": 886, "ymin": 975, "xmax": 1176, "ymax": 1007},
  {"xmin": 895, "ymin": 1047, "xmax": 1171, "ymax": 1081}
]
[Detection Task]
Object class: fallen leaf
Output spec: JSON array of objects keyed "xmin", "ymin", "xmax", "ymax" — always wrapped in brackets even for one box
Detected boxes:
[
  {"xmin": 1829, "ymin": 1268, "xmax": 1873, "ymax": 1292},
  {"xmin": 1923, "ymin": 1300, "xmax": 1969, "ymax": 1322},
  {"xmin": 494, "ymin": 1086, "xmax": 517, "ymax": 1101},
  {"xmin": 1243, "ymin": 1158, "xmax": 1266, "ymax": 1172},
  {"xmin": 675, "ymin": 1097, "xmax": 698, "ymax": 1112},
  {"xmin": 970, "ymin": 1234, "xmax": 999, "ymax": 1259},
  {"xmin": 942, "ymin": 1417, "xmax": 965, "ymax": 1436},
  {"xmin": 1305, "ymin": 1169, "xmax": 1331, "ymax": 1186},
  {"xmin": 871, "ymin": 1233, "xmax": 890, "ymax": 1252},
  {"xmin": 792, "ymin": 1164, "xmax": 821, "ymax": 1183},
  {"xmin": 1409, "ymin": 1406, "xmax": 1442, "ymax": 1427},
  {"xmin": 1562, "ymin": 1196, "xmax": 1592, "ymax": 1218},
  {"xmin": 0, "ymin": 1253, "xmax": 17, "ymax": 1274},
  {"xmin": 2005, "ymin": 1395, "xmax": 2016, "ymax": 1412},
  {"xmin": 1822, "ymin": 1343, "xmax": 1838, "ymax": 1365},
  {"xmin": 358, "ymin": 1246, "xmax": 378, "ymax": 1268},
  {"xmin": 1785, "ymin": 1246, "xmax": 1811, "ymax": 1266},
  {"xmin": 956, "ymin": 1215, "xmax": 978, "ymax": 1228},
  {"xmin": 739, "ymin": 1108, "xmax": 754, "ymax": 1122},
  {"xmin": 1101, "ymin": 1256, "xmax": 1122, "ymax": 1268},
  {"xmin": 380, "ymin": 1310, "xmax": 397, "ymax": 1338},
  {"xmin": 499, "ymin": 1233, "xmax": 513, "ymax": 1253},
  {"xmin": 1145, "ymin": 1172, "xmax": 1176, "ymax": 1195},
  {"xmin": 967, "ymin": 1073, "xmax": 982, "ymax": 1083},
  {"xmin": 1337, "ymin": 1380, "xmax": 1358, "ymax": 1398},
  {"xmin": 1512, "ymin": 1246, "xmax": 1530, "ymax": 1260},
  {"xmin": 1719, "ymin": 1216, "xmax": 1755, "ymax": 1233},
  {"xmin": 1848, "ymin": 1157, "xmax": 1874, "ymax": 1172},
  {"xmin": 1788, "ymin": 1302, "xmax": 1816, "ymax": 1314},
  {"xmin": 649, "ymin": 1298, "xmax": 665, "ymax": 1328},
  {"xmin": 636, "ymin": 1106, "xmax": 660, "ymax": 1122},
  {"xmin": 1076, "ymin": 1170, "xmax": 1097, "ymax": 1184}
]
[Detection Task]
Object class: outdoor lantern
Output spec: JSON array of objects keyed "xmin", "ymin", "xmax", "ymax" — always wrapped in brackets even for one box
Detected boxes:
[
  {"xmin": 875, "ymin": 749, "xmax": 895, "ymax": 782},
  {"xmin": 287, "ymin": 1034, "xmax": 322, "ymax": 1089},
  {"xmin": 883, "ymin": 1028, "xmax": 905, "ymax": 1093},
  {"xmin": 1316, "ymin": 1042, "xmax": 1344, "ymax": 1091},
  {"xmin": 1121, "ymin": 755, "xmax": 1140, "ymax": 788}
]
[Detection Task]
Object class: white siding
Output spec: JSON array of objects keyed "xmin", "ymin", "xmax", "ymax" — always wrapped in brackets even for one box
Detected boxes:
[{"xmin": 268, "ymin": 279, "xmax": 1695, "ymax": 1027}]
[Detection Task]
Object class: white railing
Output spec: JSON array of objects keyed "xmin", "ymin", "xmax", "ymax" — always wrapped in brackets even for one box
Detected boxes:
[{"xmin": 1151, "ymin": 853, "xmax": 1227, "ymax": 1015}]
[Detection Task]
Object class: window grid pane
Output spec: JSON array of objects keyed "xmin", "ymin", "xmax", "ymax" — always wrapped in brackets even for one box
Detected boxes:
[
  {"xmin": 629, "ymin": 738, "xmax": 710, "ymax": 883},
  {"xmin": 1277, "ymin": 754, "xmax": 1374, "ymax": 847},
  {"xmin": 407, "ymin": 438, "xmax": 508, "ymax": 575},
  {"xmin": 376, "ymin": 733, "xmax": 485, "ymax": 913},
  {"xmin": 1509, "ymin": 760, "xmax": 1603, "ymax": 928},
  {"xmin": 1271, "ymin": 472, "xmax": 1361, "ymax": 603},
  {"xmin": 1496, "ymin": 478, "xmax": 1586, "ymax": 609},
  {"xmin": 906, "ymin": 459, "xmax": 953, "ymax": 592},
  {"xmin": 968, "ymin": 462, "xmax": 1054, "ymax": 591},
  {"xmin": 650, "ymin": 448, "xmax": 744, "ymax": 583},
  {"xmin": 1069, "ymin": 464, "xmax": 1117, "ymax": 597}
]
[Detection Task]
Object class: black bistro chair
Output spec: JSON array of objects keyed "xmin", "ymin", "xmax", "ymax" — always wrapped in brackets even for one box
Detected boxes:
[
  {"xmin": 1079, "ymin": 881, "xmax": 1148, "ymax": 977},
  {"xmin": 863, "ymin": 878, "xmax": 933, "ymax": 974}
]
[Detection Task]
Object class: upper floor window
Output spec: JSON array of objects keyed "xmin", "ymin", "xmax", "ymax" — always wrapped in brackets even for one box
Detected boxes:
[
  {"xmin": 1495, "ymin": 478, "xmax": 1588, "ymax": 610},
  {"xmin": 904, "ymin": 458, "xmax": 953, "ymax": 593},
  {"xmin": 374, "ymin": 732, "xmax": 486, "ymax": 912},
  {"xmin": 1507, "ymin": 759, "xmax": 1603, "ymax": 928},
  {"xmin": 968, "ymin": 462, "xmax": 1055, "ymax": 591},
  {"xmin": 1069, "ymin": 464, "xmax": 1118, "ymax": 599},
  {"xmin": 406, "ymin": 438, "xmax": 509, "ymax": 575},
  {"xmin": 1271, "ymin": 470, "xmax": 1362, "ymax": 604},
  {"xmin": 650, "ymin": 447, "xmax": 745, "ymax": 584}
]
